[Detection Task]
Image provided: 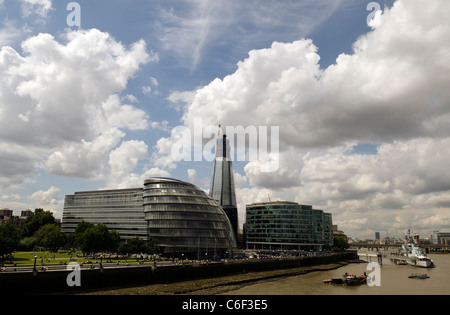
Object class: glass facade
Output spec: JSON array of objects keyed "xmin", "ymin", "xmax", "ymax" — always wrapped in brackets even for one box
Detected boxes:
[
  {"xmin": 245, "ymin": 201, "xmax": 333, "ymax": 250},
  {"xmin": 143, "ymin": 178, "xmax": 237, "ymax": 258},
  {"xmin": 61, "ymin": 188, "xmax": 147, "ymax": 240},
  {"xmin": 209, "ymin": 134, "xmax": 238, "ymax": 240}
]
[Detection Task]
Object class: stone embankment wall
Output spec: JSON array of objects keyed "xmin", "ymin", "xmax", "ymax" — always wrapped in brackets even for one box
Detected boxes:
[{"xmin": 0, "ymin": 252, "xmax": 357, "ymax": 295}]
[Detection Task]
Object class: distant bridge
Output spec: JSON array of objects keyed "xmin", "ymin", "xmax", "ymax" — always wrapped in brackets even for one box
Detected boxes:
[{"xmin": 351, "ymin": 243, "xmax": 450, "ymax": 252}]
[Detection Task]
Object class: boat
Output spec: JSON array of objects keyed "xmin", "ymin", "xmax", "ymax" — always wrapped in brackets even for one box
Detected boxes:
[
  {"xmin": 408, "ymin": 274, "xmax": 430, "ymax": 279},
  {"xmin": 323, "ymin": 278, "xmax": 343, "ymax": 284},
  {"xmin": 343, "ymin": 273, "xmax": 368, "ymax": 286},
  {"xmin": 398, "ymin": 231, "xmax": 434, "ymax": 268},
  {"xmin": 323, "ymin": 273, "xmax": 367, "ymax": 286}
]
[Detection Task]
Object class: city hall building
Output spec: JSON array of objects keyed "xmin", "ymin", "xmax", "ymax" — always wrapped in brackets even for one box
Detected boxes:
[
  {"xmin": 244, "ymin": 201, "xmax": 333, "ymax": 251},
  {"xmin": 62, "ymin": 177, "xmax": 237, "ymax": 258}
]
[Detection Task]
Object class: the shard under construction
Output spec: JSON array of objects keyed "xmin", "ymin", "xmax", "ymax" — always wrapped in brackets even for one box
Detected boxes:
[{"xmin": 210, "ymin": 130, "xmax": 238, "ymax": 240}]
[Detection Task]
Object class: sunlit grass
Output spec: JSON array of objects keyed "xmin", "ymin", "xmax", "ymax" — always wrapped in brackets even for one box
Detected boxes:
[{"xmin": 2, "ymin": 251, "xmax": 170, "ymax": 267}]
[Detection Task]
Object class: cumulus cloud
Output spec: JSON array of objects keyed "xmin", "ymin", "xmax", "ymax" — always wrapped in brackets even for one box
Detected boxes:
[
  {"xmin": 0, "ymin": 19, "xmax": 23, "ymax": 46},
  {"xmin": 167, "ymin": 0, "xmax": 450, "ymax": 238},
  {"xmin": 181, "ymin": 0, "xmax": 450, "ymax": 148},
  {"xmin": 0, "ymin": 28, "xmax": 154, "ymax": 189},
  {"xmin": 19, "ymin": 0, "xmax": 53, "ymax": 18},
  {"xmin": 29, "ymin": 186, "xmax": 62, "ymax": 216},
  {"xmin": 106, "ymin": 140, "xmax": 149, "ymax": 188}
]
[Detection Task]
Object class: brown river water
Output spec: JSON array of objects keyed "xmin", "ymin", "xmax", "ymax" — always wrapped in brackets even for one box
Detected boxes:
[{"xmin": 224, "ymin": 254, "xmax": 450, "ymax": 295}]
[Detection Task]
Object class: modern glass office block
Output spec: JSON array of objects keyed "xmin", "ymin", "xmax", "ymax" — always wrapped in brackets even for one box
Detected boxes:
[
  {"xmin": 245, "ymin": 201, "xmax": 333, "ymax": 251},
  {"xmin": 61, "ymin": 188, "xmax": 147, "ymax": 241}
]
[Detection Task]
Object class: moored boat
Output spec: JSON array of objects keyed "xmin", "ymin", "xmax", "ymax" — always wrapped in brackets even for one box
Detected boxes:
[
  {"xmin": 395, "ymin": 259, "xmax": 408, "ymax": 265},
  {"xmin": 399, "ymin": 231, "xmax": 434, "ymax": 268},
  {"xmin": 408, "ymin": 274, "xmax": 429, "ymax": 279},
  {"xmin": 323, "ymin": 273, "xmax": 367, "ymax": 286}
]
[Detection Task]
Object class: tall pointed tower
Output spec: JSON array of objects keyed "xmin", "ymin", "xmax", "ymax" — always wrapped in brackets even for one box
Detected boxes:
[{"xmin": 210, "ymin": 126, "xmax": 238, "ymax": 240}]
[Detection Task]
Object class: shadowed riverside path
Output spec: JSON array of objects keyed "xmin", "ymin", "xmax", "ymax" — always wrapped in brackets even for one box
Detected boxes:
[{"xmin": 0, "ymin": 253, "xmax": 356, "ymax": 295}]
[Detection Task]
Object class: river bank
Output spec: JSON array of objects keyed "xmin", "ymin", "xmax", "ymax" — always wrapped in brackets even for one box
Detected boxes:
[{"xmin": 80, "ymin": 260, "xmax": 358, "ymax": 295}]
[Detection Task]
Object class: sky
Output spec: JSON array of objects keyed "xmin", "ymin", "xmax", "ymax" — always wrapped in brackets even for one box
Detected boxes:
[{"xmin": 1, "ymin": 0, "xmax": 449, "ymax": 240}]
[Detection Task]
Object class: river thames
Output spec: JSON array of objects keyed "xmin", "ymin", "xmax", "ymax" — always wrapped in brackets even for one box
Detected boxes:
[{"xmin": 224, "ymin": 254, "xmax": 450, "ymax": 295}]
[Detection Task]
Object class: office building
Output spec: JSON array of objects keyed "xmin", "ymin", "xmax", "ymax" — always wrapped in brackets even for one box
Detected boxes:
[
  {"xmin": 62, "ymin": 188, "xmax": 147, "ymax": 240},
  {"xmin": 209, "ymin": 133, "xmax": 238, "ymax": 240},
  {"xmin": 430, "ymin": 231, "xmax": 450, "ymax": 245},
  {"xmin": 245, "ymin": 201, "xmax": 333, "ymax": 251},
  {"xmin": 0, "ymin": 208, "xmax": 29, "ymax": 228}
]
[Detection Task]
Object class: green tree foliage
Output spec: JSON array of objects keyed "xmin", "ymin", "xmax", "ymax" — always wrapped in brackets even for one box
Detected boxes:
[
  {"xmin": 147, "ymin": 238, "xmax": 161, "ymax": 254},
  {"xmin": 73, "ymin": 221, "xmax": 93, "ymax": 248},
  {"xmin": 333, "ymin": 236, "xmax": 349, "ymax": 251},
  {"xmin": 125, "ymin": 237, "xmax": 148, "ymax": 254},
  {"xmin": 19, "ymin": 236, "xmax": 37, "ymax": 251},
  {"xmin": 0, "ymin": 223, "xmax": 21, "ymax": 260},
  {"xmin": 118, "ymin": 237, "xmax": 161, "ymax": 255},
  {"xmin": 22, "ymin": 208, "xmax": 56, "ymax": 237},
  {"xmin": 34, "ymin": 224, "xmax": 66, "ymax": 251},
  {"xmin": 76, "ymin": 223, "xmax": 120, "ymax": 254}
]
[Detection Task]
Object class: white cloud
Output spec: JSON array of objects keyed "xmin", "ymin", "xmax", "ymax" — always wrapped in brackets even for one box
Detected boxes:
[
  {"xmin": 18, "ymin": 0, "xmax": 53, "ymax": 18},
  {"xmin": 43, "ymin": 128, "xmax": 124, "ymax": 179},
  {"xmin": 181, "ymin": 0, "xmax": 450, "ymax": 148},
  {"xmin": 106, "ymin": 139, "xmax": 171, "ymax": 189},
  {"xmin": 142, "ymin": 86, "xmax": 152, "ymax": 94},
  {"xmin": 187, "ymin": 168, "xmax": 210, "ymax": 189},
  {"xmin": 29, "ymin": 186, "xmax": 62, "ymax": 216},
  {"xmin": 105, "ymin": 140, "xmax": 149, "ymax": 189},
  {"xmin": 29, "ymin": 186, "xmax": 60, "ymax": 204},
  {"xmin": 167, "ymin": 90, "xmax": 197, "ymax": 112},
  {"xmin": 0, "ymin": 28, "xmax": 153, "ymax": 188},
  {"xmin": 154, "ymin": 0, "xmax": 344, "ymax": 70},
  {"xmin": 0, "ymin": 19, "xmax": 23, "ymax": 46},
  {"xmin": 1, "ymin": 194, "xmax": 21, "ymax": 201},
  {"xmin": 151, "ymin": 136, "xmax": 179, "ymax": 171},
  {"xmin": 170, "ymin": 0, "xmax": 450, "ymax": 238}
]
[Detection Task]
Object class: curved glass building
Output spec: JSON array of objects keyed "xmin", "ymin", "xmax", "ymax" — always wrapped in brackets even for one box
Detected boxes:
[{"xmin": 143, "ymin": 178, "xmax": 237, "ymax": 258}]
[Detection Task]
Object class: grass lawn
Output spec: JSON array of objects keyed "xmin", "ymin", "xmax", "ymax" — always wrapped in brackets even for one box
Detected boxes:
[
  {"xmin": 3, "ymin": 251, "xmax": 86, "ymax": 266},
  {"xmin": 2, "ymin": 251, "xmax": 169, "ymax": 267}
]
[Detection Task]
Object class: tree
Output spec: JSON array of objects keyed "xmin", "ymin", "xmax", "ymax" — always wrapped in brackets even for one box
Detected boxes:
[
  {"xmin": 125, "ymin": 237, "xmax": 149, "ymax": 255},
  {"xmin": 333, "ymin": 236, "xmax": 349, "ymax": 251},
  {"xmin": 73, "ymin": 221, "xmax": 94, "ymax": 249},
  {"xmin": 19, "ymin": 236, "xmax": 37, "ymax": 251},
  {"xmin": 79, "ymin": 223, "xmax": 120, "ymax": 254},
  {"xmin": 0, "ymin": 223, "xmax": 21, "ymax": 260},
  {"xmin": 34, "ymin": 224, "xmax": 66, "ymax": 251},
  {"xmin": 23, "ymin": 208, "xmax": 56, "ymax": 237},
  {"xmin": 147, "ymin": 238, "xmax": 161, "ymax": 255},
  {"xmin": 75, "ymin": 221, "xmax": 94, "ymax": 234}
]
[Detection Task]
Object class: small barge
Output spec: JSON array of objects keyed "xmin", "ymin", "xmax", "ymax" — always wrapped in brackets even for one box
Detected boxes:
[
  {"xmin": 324, "ymin": 273, "xmax": 367, "ymax": 286},
  {"xmin": 408, "ymin": 274, "xmax": 429, "ymax": 279}
]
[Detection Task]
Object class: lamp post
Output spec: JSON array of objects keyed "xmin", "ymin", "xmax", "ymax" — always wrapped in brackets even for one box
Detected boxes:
[{"xmin": 33, "ymin": 255, "xmax": 37, "ymax": 276}]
